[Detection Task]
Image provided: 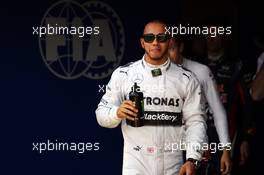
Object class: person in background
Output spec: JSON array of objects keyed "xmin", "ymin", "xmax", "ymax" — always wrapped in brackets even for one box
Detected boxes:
[
  {"xmin": 251, "ymin": 52, "xmax": 264, "ymax": 101},
  {"xmin": 169, "ymin": 36, "xmax": 232, "ymax": 175},
  {"xmin": 202, "ymin": 26, "xmax": 255, "ymax": 175}
]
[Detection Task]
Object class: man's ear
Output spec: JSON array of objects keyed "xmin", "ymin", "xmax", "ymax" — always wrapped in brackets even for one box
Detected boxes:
[
  {"xmin": 180, "ymin": 43, "xmax": 184, "ymax": 53},
  {"xmin": 140, "ymin": 38, "xmax": 145, "ymax": 49}
]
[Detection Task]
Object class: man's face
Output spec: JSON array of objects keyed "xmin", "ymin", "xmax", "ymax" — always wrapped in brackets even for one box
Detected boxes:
[
  {"xmin": 168, "ymin": 38, "xmax": 181, "ymax": 63},
  {"xmin": 140, "ymin": 23, "xmax": 170, "ymax": 60},
  {"xmin": 206, "ymin": 26, "xmax": 223, "ymax": 53}
]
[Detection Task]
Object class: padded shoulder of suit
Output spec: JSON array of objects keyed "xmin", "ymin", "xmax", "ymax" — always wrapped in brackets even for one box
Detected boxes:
[
  {"xmin": 113, "ymin": 60, "xmax": 141, "ymax": 76},
  {"xmin": 186, "ymin": 59, "xmax": 212, "ymax": 81},
  {"xmin": 170, "ymin": 62, "xmax": 195, "ymax": 82}
]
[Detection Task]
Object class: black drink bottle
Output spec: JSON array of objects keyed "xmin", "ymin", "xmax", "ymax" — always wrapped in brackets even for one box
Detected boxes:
[{"xmin": 127, "ymin": 83, "xmax": 144, "ymax": 127}]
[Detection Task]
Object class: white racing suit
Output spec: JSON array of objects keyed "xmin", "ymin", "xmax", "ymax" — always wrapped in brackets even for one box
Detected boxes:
[
  {"xmin": 96, "ymin": 57, "xmax": 207, "ymax": 175},
  {"xmin": 182, "ymin": 58, "xmax": 230, "ymax": 145}
]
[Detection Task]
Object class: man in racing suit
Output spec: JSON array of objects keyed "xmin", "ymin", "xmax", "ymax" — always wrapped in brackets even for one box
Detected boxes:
[
  {"xmin": 95, "ymin": 20, "xmax": 207, "ymax": 175},
  {"xmin": 169, "ymin": 37, "xmax": 232, "ymax": 175}
]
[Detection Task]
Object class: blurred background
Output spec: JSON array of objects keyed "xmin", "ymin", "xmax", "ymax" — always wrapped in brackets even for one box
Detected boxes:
[{"xmin": 0, "ymin": 0, "xmax": 261, "ymax": 174}]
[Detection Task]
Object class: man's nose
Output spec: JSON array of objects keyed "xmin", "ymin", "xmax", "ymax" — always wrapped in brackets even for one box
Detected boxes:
[{"xmin": 152, "ymin": 38, "xmax": 158, "ymax": 45}]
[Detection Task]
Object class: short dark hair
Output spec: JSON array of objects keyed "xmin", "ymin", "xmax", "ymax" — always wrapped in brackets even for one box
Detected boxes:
[
  {"xmin": 142, "ymin": 19, "xmax": 169, "ymax": 35},
  {"xmin": 172, "ymin": 35, "xmax": 185, "ymax": 45},
  {"xmin": 146, "ymin": 19, "xmax": 168, "ymax": 26}
]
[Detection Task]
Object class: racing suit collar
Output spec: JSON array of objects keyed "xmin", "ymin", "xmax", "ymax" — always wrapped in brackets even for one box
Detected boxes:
[
  {"xmin": 141, "ymin": 55, "xmax": 171, "ymax": 73},
  {"xmin": 181, "ymin": 57, "xmax": 187, "ymax": 66}
]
